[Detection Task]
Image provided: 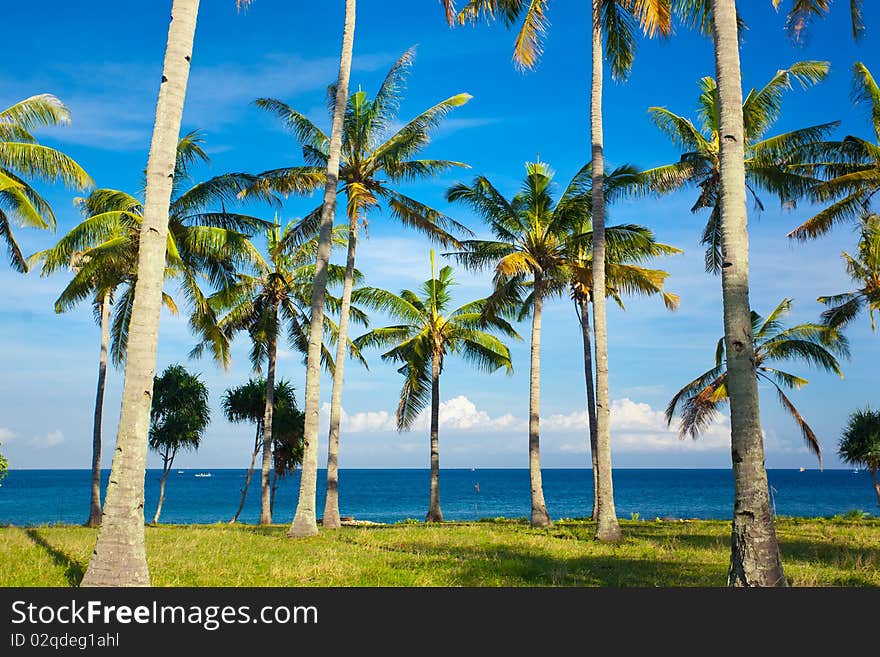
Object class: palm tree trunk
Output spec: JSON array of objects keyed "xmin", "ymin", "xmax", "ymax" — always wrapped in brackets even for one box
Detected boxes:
[
  {"xmin": 289, "ymin": 0, "xmax": 357, "ymax": 539},
  {"xmin": 871, "ymin": 466, "xmax": 879, "ymax": 510},
  {"xmin": 711, "ymin": 0, "xmax": 786, "ymax": 587},
  {"xmin": 590, "ymin": 0, "xmax": 621, "ymax": 543},
  {"xmin": 576, "ymin": 294, "xmax": 600, "ymax": 522},
  {"xmin": 426, "ymin": 349, "xmax": 443, "ymax": 523},
  {"xmin": 260, "ymin": 307, "xmax": 278, "ymax": 526},
  {"xmin": 80, "ymin": 0, "xmax": 199, "ymax": 587},
  {"xmin": 270, "ymin": 466, "xmax": 278, "ymax": 516},
  {"xmin": 86, "ymin": 292, "xmax": 111, "ymax": 528},
  {"xmin": 529, "ymin": 278, "xmax": 551, "ymax": 528},
  {"xmin": 322, "ymin": 214, "xmax": 359, "ymax": 530},
  {"xmin": 230, "ymin": 423, "xmax": 261, "ymax": 524},
  {"xmin": 152, "ymin": 448, "xmax": 175, "ymax": 525}
]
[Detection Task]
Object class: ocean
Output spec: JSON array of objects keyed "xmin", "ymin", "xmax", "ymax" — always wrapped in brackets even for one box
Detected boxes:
[{"xmin": 0, "ymin": 468, "xmax": 876, "ymax": 526}]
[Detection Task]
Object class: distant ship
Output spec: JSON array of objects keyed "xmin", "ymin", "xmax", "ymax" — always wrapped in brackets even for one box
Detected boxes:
[{"xmin": 194, "ymin": 472, "xmax": 212, "ymax": 478}]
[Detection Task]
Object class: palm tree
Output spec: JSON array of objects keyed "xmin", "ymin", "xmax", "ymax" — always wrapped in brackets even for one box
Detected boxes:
[
  {"xmin": 789, "ymin": 64, "xmax": 880, "ymax": 241},
  {"xmin": 148, "ymin": 365, "xmax": 210, "ymax": 524},
  {"xmin": 0, "ymin": 94, "xmax": 92, "ymax": 271},
  {"xmin": 772, "ymin": 0, "xmax": 865, "ymax": 41},
  {"xmin": 269, "ymin": 390, "xmax": 305, "ymax": 516},
  {"xmin": 818, "ymin": 213, "xmax": 880, "ymax": 332},
  {"xmin": 667, "ymin": 298, "xmax": 848, "ymax": 470},
  {"xmin": 643, "ymin": 61, "xmax": 832, "ymax": 272},
  {"xmin": 672, "ymin": 0, "xmax": 787, "ymax": 588},
  {"xmin": 453, "ymin": 0, "xmax": 671, "ymax": 542},
  {"xmin": 253, "ymin": 48, "xmax": 473, "ymax": 534},
  {"xmin": 195, "ymin": 217, "xmax": 366, "ymax": 525},
  {"xmin": 838, "ymin": 407, "xmax": 880, "ymax": 510},
  {"xmin": 566, "ymin": 164, "xmax": 682, "ymax": 519},
  {"xmin": 81, "ymin": 0, "xmax": 201, "ymax": 587},
  {"xmin": 30, "ymin": 133, "xmax": 265, "ymax": 527},
  {"xmin": 354, "ymin": 252, "xmax": 517, "ymax": 521},
  {"xmin": 222, "ymin": 378, "xmax": 302, "ymax": 523}
]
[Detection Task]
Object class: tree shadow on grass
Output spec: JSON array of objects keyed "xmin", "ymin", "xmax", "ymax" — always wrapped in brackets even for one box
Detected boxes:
[{"xmin": 24, "ymin": 529, "xmax": 85, "ymax": 586}]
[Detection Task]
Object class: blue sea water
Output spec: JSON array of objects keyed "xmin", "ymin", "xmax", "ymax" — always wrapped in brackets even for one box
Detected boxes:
[{"xmin": 0, "ymin": 468, "xmax": 877, "ymax": 526}]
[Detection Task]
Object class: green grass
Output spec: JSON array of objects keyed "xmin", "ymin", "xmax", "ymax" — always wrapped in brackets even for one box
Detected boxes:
[{"xmin": 1, "ymin": 517, "xmax": 877, "ymax": 587}]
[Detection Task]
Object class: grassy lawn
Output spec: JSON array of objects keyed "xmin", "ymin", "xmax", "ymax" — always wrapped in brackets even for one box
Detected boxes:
[{"xmin": 1, "ymin": 518, "xmax": 877, "ymax": 587}]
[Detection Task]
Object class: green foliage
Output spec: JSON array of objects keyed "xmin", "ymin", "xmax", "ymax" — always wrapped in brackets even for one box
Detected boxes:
[
  {"xmin": 838, "ymin": 407, "xmax": 880, "ymax": 472},
  {"xmin": 667, "ymin": 299, "xmax": 849, "ymax": 468},
  {"xmin": 0, "ymin": 95, "xmax": 93, "ymax": 272},
  {"xmin": 149, "ymin": 365, "xmax": 211, "ymax": 461},
  {"xmin": 0, "ymin": 444, "xmax": 7, "ymax": 481}
]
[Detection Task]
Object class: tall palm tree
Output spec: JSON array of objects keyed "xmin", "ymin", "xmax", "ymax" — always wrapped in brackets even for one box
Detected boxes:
[
  {"xmin": 667, "ymin": 298, "xmax": 848, "ymax": 471},
  {"xmin": 789, "ymin": 64, "xmax": 880, "ymax": 241},
  {"xmin": 566, "ymin": 164, "xmax": 681, "ymax": 519},
  {"xmin": 354, "ymin": 252, "xmax": 517, "ymax": 522},
  {"xmin": 453, "ymin": 0, "xmax": 672, "ymax": 542},
  {"xmin": 194, "ymin": 218, "xmax": 366, "ymax": 525},
  {"xmin": 30, "ymin": 133, "xmax": 265, "ymax": 527},
  {"xmin": 0, "ymin": 94, "xmax": 92, "ymax": 271},
  {"xmin": 289, "ymin": 0, "xmax": 358, "ymax": 540},
  {"xmin": 818, "ymin": 213, "xmax": 880, "ymax": 332},
  {"xmin": 643, "ymin": 61, "xmax": 832, "ymax": 271},
  {"xmin": 838, "ymin": 407, "xmax": 880, "ymax": 510},
  {"xmin": 672, "ymin": 0, "xmax": 788, "ymax": 588},
  {"xmin": 772, "ymin": 0, "xmax": 865, "ymax": 41},
  {"xmin": 222, "ymin": 378, "xmax": 302, "ymax": 523},
  {"xmin": 148, "ymin": 365, "xmax": 210, "ymax": 524},
  {"xmin": 253, "ymin": 48, "xmax": 473, "ymax": 533},
  {"xmin": 81, "ymin": 0, "xmax": 201, "ymax": 587}
]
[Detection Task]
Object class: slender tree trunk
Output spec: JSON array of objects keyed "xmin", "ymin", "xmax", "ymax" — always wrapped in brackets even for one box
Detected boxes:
[
  {"xmin": 576, "ymin": 294, "xmax": 600, "ymax": 522},
  {"xmin": 270, "ymin": 466, "xmax": 278, "ymax": 516},
  {"xmin": 81, "ymin": 0, "xmax": 199, "ymax": 587},
  {"xmin": 86, "ymin": 292, "xmax": 111, "ymax": 528},
  {"xmin": 322, "ymin": 213, "xmax": 359, "ymax": 530},
  {"xmin": 289, "ymin": 0, "xmax": 356, "ymax": 539},
  {"xmin": 591, "ymin": 0, "xmax": 621, "ymax": 543},
  {"xmin": 230, "ymin": 424, "xmax": 261, "ymax": 524},
  {"xmin": 711, "ymin": 0, "xmax": 786, "ymax": 587},
  {"xmin": 260, "ymin": 308, "xmax": 278, "ymax": 525},
  {"xmin": 871, "ymin": 466, "xmax": 879, "ymax": 511},
  {"xmin": 152, "ymin": 448, "xmax": 175, "ymax": 525},
  {"xmin": 529, "ymin": 278, "xmax": 551, "ymax": 528},
  {"xmin": 426, "ymin": 349, "xmax": 443, "ymax": 522}
]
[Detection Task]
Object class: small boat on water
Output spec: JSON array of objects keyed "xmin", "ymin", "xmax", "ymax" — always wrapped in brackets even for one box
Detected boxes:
[
  {"xmin": 194, "ymin": 472, "xmax": 212, "ymax": 478},
  {"xmin": 177, "ymin": 470, "xmax": 184, "ymax": 474}
]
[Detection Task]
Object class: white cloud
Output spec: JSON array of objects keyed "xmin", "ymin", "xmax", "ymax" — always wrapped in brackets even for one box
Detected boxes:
[
  {"xmin": 0, "ymin": 427, "xmax": 14, "ymax": 443},
  {"xmin": 30, "ymin": 431, "xmax": 65, "ymax": 449}
]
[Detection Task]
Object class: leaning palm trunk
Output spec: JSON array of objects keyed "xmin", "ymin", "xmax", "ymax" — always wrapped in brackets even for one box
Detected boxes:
[
  {"xmin": 230, "ymin": 424, "xmax": 261, "ymax": 524},
  {"xmin": 87, "ymin": 292, "xmax": 111, "ymax": 527},
  {"xmin": 322, "ymin": 216, "xmax": 359, "ymax": 529},
  {"xmin": 576, "ymin": 294, "xmax": 600, "ymax": 521},
  {"xmin": 260, "ymin": 312, "xmax": 278, "ymax": 525},
  {"xmin": 81, "ymin": 0, "xmax": 199, "ymax": 586},
  {"xmin": 711, "ymin": 0, "xmax": 786, "ymax": 587},
  {"xmin": 427, "ymin": 350, "xmax": 443, "ymax": 522},
  {"xmin": 289, "ymin": 0, "xmax": 357, "ymax": 539},
  {"xmin": 528, "ymin": 278, "xmax": 551, "ymax": 527},
  {"xmin": 871, "ymin": 466, "xmax": 880, "ymax": 510},
  {"xmin": 152, "ymin": 447, "xmax": 176, "ymax": 525},
  {"xmin": 590, "ymin": 0, "xmax": 621, "ymax": 542}
]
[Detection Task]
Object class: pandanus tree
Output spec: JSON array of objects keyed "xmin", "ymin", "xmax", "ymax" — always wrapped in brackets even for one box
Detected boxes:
[
  {"xmin": 451, "ymin": 0, "xmax": 672, "ymax": 542},
  {"xmin": 30, "ymin": 132, "xmax": 267, "ymax": 527},
  {"xmin": 643, "ymin": 61, "xmax": 833, "ymax": 271},
  {"xmin": 251, "ymin": 47, "xmax": 473, "ymax": 534},
  {"xmin": 222, "ymin": 378, "xmax": 303, "ymax": 523},
  {"xmin": 354, "ymin": 253, "xmax": 517, "ymax": 522},
  {"xmin": 838, "ymin": 407, "xmax": 880, "ymax": 510},
  {"xmin": 817, "ymin": 213, "xmax": 879, "ymax": 332},
  {"xmin": 193, "ymin": 218, "xmax": 367, "ymax": 525},
  {"xmin": 81, "ymin": 0, "xmax": 201, "ymax": 587},
  {"xmin": 789, "ymin": 64, "xmax": 880, "ymax": 241},
  {"xmin": 666, "ymin": 298, "xmax": 848, "ymax": 470},
  {"xmin": 148, "ymin": 365, "xmax": 210, "ymax": 524},
  {"xmin": 0, "ymin": 94, "xmax": 92, "ymax": 271},
  {"xmin": 566, "ymin": 164, "xmax": 681, "ymax": 519}
]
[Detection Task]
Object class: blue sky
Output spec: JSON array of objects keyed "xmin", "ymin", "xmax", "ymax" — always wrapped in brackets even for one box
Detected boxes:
[{"xmin": 1, "ymin": 1, "xmax": 877, "ymax": 470}]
